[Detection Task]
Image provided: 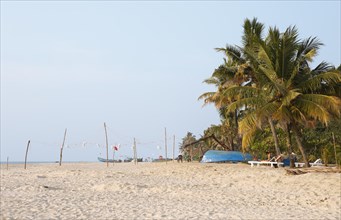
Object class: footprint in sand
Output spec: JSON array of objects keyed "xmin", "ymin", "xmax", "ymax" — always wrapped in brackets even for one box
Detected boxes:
[
  {"xmin": 92, "ymin": 184, "xmax": 121, "ymax": 192},
  {"xmin": 37, "ymin": 175, "xmax": 47, "ymax": 178}
]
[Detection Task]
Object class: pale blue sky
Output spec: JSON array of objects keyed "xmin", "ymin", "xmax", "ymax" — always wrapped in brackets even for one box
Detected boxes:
[{"xmin": 1, "ymin": 1, "xmax": 340, "ymax": 162}]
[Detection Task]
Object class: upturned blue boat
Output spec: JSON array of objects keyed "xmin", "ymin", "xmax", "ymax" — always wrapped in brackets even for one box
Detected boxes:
[{"xmin": 201, "ymin": 150, "xmax": 252, "ymax": 163}]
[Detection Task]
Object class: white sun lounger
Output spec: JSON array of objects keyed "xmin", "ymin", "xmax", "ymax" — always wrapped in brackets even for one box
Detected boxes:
[
  {"xmin": 248, "ymin": 161, "xmax": 284, "ymax": 168},
  {"xmin": 295, "ymin": 159, "xmax": 323, "ymax": 167}
]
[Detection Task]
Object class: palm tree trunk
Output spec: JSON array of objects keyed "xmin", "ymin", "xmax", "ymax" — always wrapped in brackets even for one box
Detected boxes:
[
  {"xmin": 234, "ymin": 109, "xmax": 242, "ymax": 151},
  {"xmin": 291, "ymin": 124, "xmax": 310, "ymax": 167},
  {"xmin": 190, "ymin": 145, "xmax": 193, "ymax": 162},
  {"xmin": 286, "ymin": 124, "xmax": 295, "ymax": 168},
  {"xmin": 211, "ymin": 135, "xmax": 230, "ymax": 151},
  {"xmin": 268, "ymin": 118, "xmax": 281, "ymax": 156},
  {"xmin": 230, "ymin": 137, "xmax": 235, "ymax": 151}
]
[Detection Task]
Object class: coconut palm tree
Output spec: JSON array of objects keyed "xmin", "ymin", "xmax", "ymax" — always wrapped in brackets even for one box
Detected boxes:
[
  {"xmin": 201, "ymin": 18, "xmax": 282, "ymax": 156},
  {"xmin": 199, "ymin": 19, "xmax": 271, "ymax": 150},
  {"xmin": 180, "ymin": 132, "xmax": 197, "ymax": 161},
  {"xmin": 226, "ymin": 23, "xmax": 341, "ymax": 167},
  {"xmin": 198, "ymin": 45, "xmax": 246, "ymax": 150}
]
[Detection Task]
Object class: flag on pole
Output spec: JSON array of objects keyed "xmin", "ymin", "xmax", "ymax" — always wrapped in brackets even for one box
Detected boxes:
[{"xmin": 113, "ymin": 144, "xmax": 120, "ymax": 151}]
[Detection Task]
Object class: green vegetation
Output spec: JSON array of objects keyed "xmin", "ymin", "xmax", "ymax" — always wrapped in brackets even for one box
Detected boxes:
[
  {"xmin": 182, "ymin": 18, "xmax": 341, "ymax": 167},
  {"xmin": 179, "ymin": 132, "xmax": 205, "ymax": 162}
]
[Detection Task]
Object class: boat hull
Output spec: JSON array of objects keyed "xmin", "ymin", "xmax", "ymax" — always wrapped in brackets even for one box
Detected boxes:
[
  {"xmin": 97, "ymin": 157, "xmax": 138, "ymax": 163},
  {"xmin": 201, "ymin": 150, "xmax": 252, "ymax": 163},
  {"xmin": 97, "ymin": 157, "xmax": 116, "ymax": 163}
]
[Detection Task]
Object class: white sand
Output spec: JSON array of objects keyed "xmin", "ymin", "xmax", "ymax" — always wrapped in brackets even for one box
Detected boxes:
[{"xmin": 1, "ymin": 162, "xmax": 340, "ymax": 220}]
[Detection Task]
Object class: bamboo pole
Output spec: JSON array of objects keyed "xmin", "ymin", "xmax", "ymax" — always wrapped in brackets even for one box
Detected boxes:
[
  {"xmin": 133, "ymin": 138, "xmax": 137, "ymax": 165},
  {"xmin": 24, "ymin": 140, "xmax": 31, "ymax": 169},
  {"xmin": 173, "ymin": 135, "xmax": 175, "ymax": 162},
  {"xmin": 165, "ymin": 128, "xmax": 167, "ymax": 164},
  {"xmin": 332, "ymin": 132, "xmax": 339, "ymax": 168},
  {"xmin": 59, "ymin": 128, "xmax": 67, "ymax": 166},
  {"xmin": 133, "ymin": 139, "xmax": 135, "ymax": 165},
  {"xmin": 104, "ymin": 122, "xmax": 109, "ymax": 167},
  {"xmin": 113, "ymin": 147, "xmax": 115, "ymax": 167},
  {"xmin": 190, "ymin": 145, "xmax": 193, "ymax": 162}
]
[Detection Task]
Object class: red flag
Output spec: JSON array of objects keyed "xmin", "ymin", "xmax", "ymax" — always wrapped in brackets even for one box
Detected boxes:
[{"xmin": 113, "ymin": 144, "xmax": 120, "ymax": 151}]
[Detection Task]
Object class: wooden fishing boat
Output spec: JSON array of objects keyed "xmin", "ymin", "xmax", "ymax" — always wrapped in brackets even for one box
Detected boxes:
[
  {"xmin": 97, "ymin": 157, "xmax": 117, "ymax": 163},
  {"xmin": 97, "ymin": 157, "xmax": 138, "ymax": 163}
]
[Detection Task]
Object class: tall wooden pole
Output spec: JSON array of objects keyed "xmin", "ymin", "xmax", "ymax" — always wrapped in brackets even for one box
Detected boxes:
[
  {"xmin": 59, "ymin": 128, "xmax": 67, "ymax": 166},
  {"xmin": 133, "ymin": 139, "xmax": 135, "ymax": 165},
  {"xmin": 133, "ymin": 138, "xmax": 137, "ymax": 165},
  {"xmin": 7, "ymin": 156, "xmax": 9, "ymax": 170},
  {"xmin": 113, "ymin": 147, "xmax": 115, "ymax": 167},
  {"xmin": 165, "ymin": 128, "xmax": 167, "ymax": 164},
  {"xmin": 104, "ymin": 122, "xmax": 109, "ymax": 167},
  {"xmin": 173, "ymin": 135, "xmax": 175, "ymax": 161},
  {"xmin": 190, "ymin": 145, "xmax": 193, "ymax": 162},
  {"xmin": 332, "ymin": 132, "xmax": 339, "ymax": 168},
  {"xmin": 24, "ymin": 140, "xmax": 31, "ymax": 169}
]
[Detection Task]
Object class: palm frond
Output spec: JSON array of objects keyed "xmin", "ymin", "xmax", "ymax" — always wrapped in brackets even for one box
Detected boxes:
[
  {"xmin": 227, "ymin": 97, "xmax": 266, "ymax": 113},
  {"xmin": 298, "ymin": 71, "xmax": 341, "ymax": 93},
  {"xmin": 296, "ymin": 37, "xmax": 323, "ymax": 63},
  {"xmin": 241, "ymin": 127, "xmax": 258, "ymax": 151},
  {"xmin": 198, "ymin": 92, "xmax": 215, "ymax": 100},
  {"xmin": 198, "ymin": 92, "xmax": 216, "ymax": 106},
  {"xmin": 289, "ymin": 105, "xmax": 307, "ymax": 125},
  {"xmin": 242, "ymin": 17, "xmax": 265, "ymax": 48},
  {"xmin": 278, "ymin": 26, "xmax": 300, "ymax": 80},
  {"xmin": 311, "ymin": 62, "xmax": 334, "ymax": 75},
  {"xmin": 202, "ymin": 77, "xmax": 220, "ymax": 85},
  {"xmin": 294, "ymin": 98, "xmax": 331, "ymax": 125},
  {"xmin": 222, "ymin": 85, "xmax": 261, "ymax": 100},
  {"xmin": 304, "ymin": 48, "xmax": 317, "ymax": 62},
  {"xmin": 281, "ymin": 89, "xmax": 301, "ymax": 106},
  {"xmin": 297, "ymin": 94, "xmax": 341, "ymax": 118},
  {"xmin": 239, "ymin": 112, "xmax": 259, "ymax": 132},
  {"xmin": 256, "ymin": 102, "xmax": 280, "ymax": 120},
  {"xmin": 211, "ymin": 65, "xmax": 236, "ymax": 84},
  {"xmin": 215, "ymin": 44, "xmax": 244, "ymax": 64},
  {"xmin": 258, "ymin": 65, "xmax": 286, "ymax": 94},
  {"xmin": 273, "ymin": 105, "xmax": 293, "ymax": 123}
]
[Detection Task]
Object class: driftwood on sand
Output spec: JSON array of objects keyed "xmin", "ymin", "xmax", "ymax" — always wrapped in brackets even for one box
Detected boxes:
[{"xmin": 286, "ymin": 167, "xmax": 341, "ymax": 175}]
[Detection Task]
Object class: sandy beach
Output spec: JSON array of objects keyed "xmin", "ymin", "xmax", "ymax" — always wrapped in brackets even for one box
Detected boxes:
[{"xmin": 1, "ymin": 162, "xmax": 340, "ymax": 220}]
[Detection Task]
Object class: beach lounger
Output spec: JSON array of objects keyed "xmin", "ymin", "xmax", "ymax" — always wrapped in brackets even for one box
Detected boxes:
[
  {"xmin": 248, "ymin": 161, "xmax": 261, "ymax": 167},
  {"xmin": 295, "ymin": 159, "xmax": 323, "ymax": 167},
  {"xmin": 248, "ymin": 161, "xmax": 284, "ymax": 168}
]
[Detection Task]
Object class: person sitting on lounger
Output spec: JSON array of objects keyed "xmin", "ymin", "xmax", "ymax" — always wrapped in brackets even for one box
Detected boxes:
[
  {"xmin": 275, "ymin": 152, "xmax": 289, "ymax": 162},
  {"xmin": 261, "ymin": 151, "xmax": 275, "ymax": 162}
]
